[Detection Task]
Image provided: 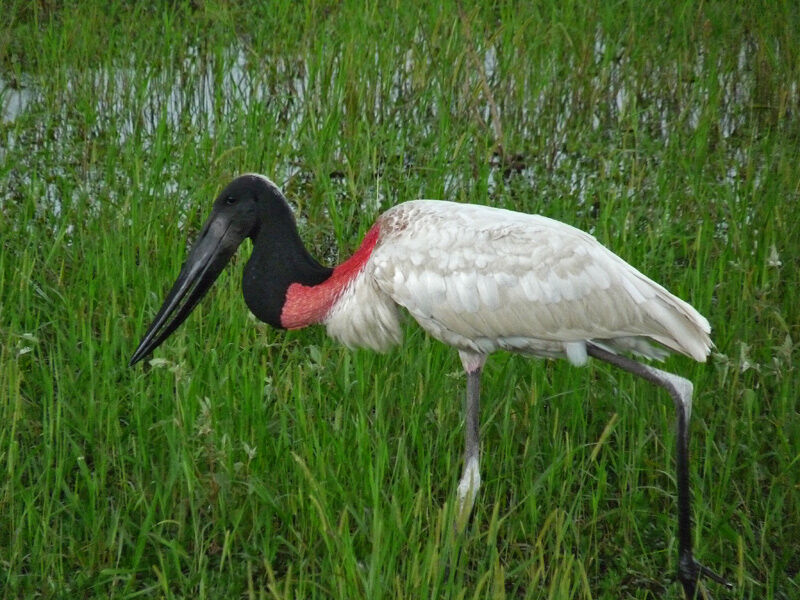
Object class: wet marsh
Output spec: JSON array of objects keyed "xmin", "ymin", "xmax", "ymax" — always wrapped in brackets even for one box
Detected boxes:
[{"xmin": 1, "ymin": 2, "xmax": 799, "ymax": 598}]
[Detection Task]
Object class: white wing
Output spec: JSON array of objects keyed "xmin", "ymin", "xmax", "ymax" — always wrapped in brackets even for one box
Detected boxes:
[{"xmin": 370, "ymin": 200, "xmax": 710, "ymax": 363}]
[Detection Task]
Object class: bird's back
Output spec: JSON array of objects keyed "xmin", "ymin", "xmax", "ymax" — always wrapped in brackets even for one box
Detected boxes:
[{"xmin": 366, "ymin": 200, "xmax": 710, "ymax": 364}]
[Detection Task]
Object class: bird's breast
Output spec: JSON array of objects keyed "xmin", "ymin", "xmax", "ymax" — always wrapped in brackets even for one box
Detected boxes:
[
  {"xmin": 280, "ymin": 224, "xmax": 403, "ymax": 352},
  {"xmin": 280, "ymin": 225, "xmax": 382, "ymax": 329},
  {"xmin": 319, "ymin": 224, "xmax": 403, "ymax": 351}
]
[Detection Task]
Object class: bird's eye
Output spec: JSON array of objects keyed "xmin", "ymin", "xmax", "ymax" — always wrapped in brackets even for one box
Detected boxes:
[{"xmin": 225, "ymin": 195, "xmax": 236, "ymax": 205}]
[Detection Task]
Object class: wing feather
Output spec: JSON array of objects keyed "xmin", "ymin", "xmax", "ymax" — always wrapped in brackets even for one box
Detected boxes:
[{"xmin": 371, "ymin": 200, "xmax": 711, "ymax": 362}]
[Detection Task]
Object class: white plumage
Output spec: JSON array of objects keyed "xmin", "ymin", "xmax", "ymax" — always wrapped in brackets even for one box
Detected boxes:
[{"xmin": 323, "ymin": 200, "xmax": 711, "ymax": 364}]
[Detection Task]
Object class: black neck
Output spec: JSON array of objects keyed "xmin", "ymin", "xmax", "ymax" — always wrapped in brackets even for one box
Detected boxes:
[{"xmin": 242, "ymin": 208, "xmax": 333, "ymax": 328}]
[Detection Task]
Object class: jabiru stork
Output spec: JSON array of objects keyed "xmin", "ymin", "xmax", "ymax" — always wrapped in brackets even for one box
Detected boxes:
[{"xmin": 130, "ymin": 174, "xmax": 730, "ymax": 598}]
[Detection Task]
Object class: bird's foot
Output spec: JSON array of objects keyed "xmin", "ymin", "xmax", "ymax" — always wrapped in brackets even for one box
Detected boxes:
[{"xmin": 678, "ymin": 554, "xmax": 732, "ymax": 599}]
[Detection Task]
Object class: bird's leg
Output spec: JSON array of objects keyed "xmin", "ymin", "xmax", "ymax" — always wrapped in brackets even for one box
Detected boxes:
[
  {"xmin": 586, "ymin": 344, "xmax": 731, "ymax": 599},
  {"xmin": 455, "ymin": 351, "xmax": 486, "ymax": 531}
]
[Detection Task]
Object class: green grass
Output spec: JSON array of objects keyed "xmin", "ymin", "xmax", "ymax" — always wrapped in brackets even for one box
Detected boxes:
[{"xmin": 1, "ymin": 1, "xmax": 799, "ymax": 598}]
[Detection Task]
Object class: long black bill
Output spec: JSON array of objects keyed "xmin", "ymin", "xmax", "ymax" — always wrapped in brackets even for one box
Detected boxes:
[{"xmin": 130, "ymin": 213, "xmax": 246, "ymax": 366}]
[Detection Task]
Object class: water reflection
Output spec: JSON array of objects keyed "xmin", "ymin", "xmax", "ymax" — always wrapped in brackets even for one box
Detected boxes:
[
  {"xmin": 0, "ymin": 74, "xmax": 31, "ymax": 123},
  {"xmin": 1, "ymin": 35, "xmax": 793, "ymax": 237}
]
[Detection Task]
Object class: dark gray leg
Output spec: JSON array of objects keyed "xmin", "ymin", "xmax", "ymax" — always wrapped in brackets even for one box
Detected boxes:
[
  {"xmin": 586, "ymin": 344, "xmax": 731, "ymax": 598},
  {"xmin": 456, "ymin": 351, "xmax": 486, "ymax": 529}
]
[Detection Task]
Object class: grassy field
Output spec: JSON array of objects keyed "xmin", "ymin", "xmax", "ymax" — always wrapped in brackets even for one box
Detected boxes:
[{"xmin": 2, "ymin": 1, "xmax": 799, "ymax": 598}]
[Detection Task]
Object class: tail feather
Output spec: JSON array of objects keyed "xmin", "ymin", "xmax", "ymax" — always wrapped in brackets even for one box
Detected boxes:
[{"xmin": 643, "ymin": 294, "xmax": 712, "ymax": 362}]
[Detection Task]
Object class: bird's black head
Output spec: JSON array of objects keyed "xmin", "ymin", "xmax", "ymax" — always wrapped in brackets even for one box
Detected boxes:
[
  {"xmin": 211, "ymin": 174, "xmax": 296, "ymax": 239},
  {"xmin": 129, "ymin": 174, "xmax": 292, "ymax": 366}
]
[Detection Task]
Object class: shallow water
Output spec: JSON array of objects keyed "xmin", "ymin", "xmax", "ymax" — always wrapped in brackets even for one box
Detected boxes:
[{"xmin": 1, "ymin": 34, "xmax": 793, "ymax": 239}]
